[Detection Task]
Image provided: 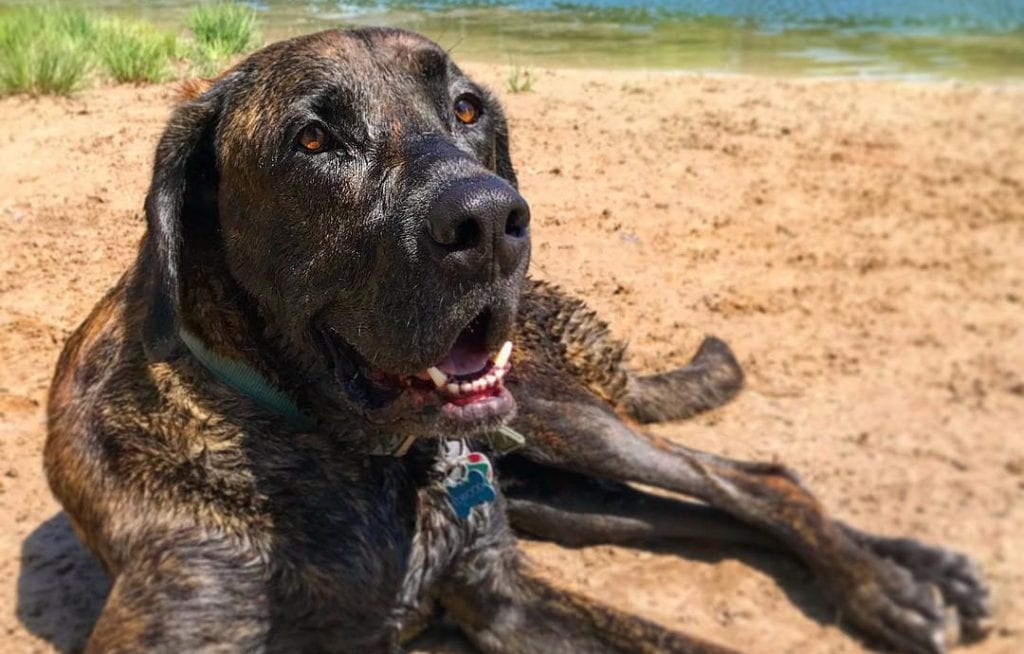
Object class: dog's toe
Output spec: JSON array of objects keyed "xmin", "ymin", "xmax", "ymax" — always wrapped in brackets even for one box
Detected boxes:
[
  {"xmin": 839, "ymin": 555, "xmax": 953, "ymax": 654},
  {"xmin": 842, "ymin": 526, "xmax": 993, "ymax": 642}
]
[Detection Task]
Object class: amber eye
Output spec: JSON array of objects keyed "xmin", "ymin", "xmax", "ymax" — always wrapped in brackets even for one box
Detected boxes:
[
  {"xmin": 298, "ymin": 124, "xmax": 328, "ymax": 152},
  {"xmin": 453, "ymin": 95, "xmax": 481, "ymax": 125}
]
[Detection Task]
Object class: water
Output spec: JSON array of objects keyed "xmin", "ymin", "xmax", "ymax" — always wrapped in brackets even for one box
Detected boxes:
[{"xmin": 4, "ymin": 1, "xmax": 1024, "ymax": 79}]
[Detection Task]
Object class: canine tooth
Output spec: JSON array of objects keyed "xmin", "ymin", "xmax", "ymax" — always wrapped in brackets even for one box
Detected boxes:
[
  {"xmin": 446, "ymin": 383, "xmax": 460, "ymax": 395},
  {"xmin": 492, "ymin": 341, "xmax": 513, "ymax": 368},
  {"xmin": 426, "ymin": 366, "xmax": 448, "ymax": 388}
]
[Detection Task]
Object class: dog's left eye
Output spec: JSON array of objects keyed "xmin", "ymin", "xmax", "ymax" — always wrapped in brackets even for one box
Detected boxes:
[
  {"xmin": 297, "ymin": 124, "xmax": 329, "ymax": 153},
  {"xmin": 453, "ymin": 95, "xmax": 482, "ymax": 125}
]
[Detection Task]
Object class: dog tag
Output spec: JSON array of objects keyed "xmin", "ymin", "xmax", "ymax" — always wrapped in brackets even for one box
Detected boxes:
[
  {"xmin": 482, "ymin": 426, "xmax": 526, "ymax": 453},
  {"xmin": 445, "ymin": 469, "xmax": 496, "ymax": 519},
  {"xmin": 464, "ymin": 451, "xmax": 494, "ymax": 482},
  {"xmin": 444, "ymin": 444, "xmax": 496, "ymax": 519}
]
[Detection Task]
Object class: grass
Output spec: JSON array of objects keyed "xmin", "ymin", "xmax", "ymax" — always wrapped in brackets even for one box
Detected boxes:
[
  {"xmin": 0, "ymin": 36, "xmax": 89, "ymax": 96},
  {"xmin": 97, "ymin": 21, "xmax": 179, "ymax": 84},
  {"xmin": 187, "ymin": 2, "xmax": 260, "ymax": 75},
  {"xmin": 506, "ymin": 62, "xmax": 535, "ymax": 94},
  {"xmin": 0, "ymin": 7, "xmax": 95, "ymax": 95},
  {"xmin": 0, "ymin": 4, "xmax": 261, "ymax": 96}
]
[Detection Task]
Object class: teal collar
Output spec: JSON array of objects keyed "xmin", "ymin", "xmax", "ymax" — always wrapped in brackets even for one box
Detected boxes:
[
  {"xmin": 178, "ymin": 328, "xmax": 525, "ymax": 455},
  {"xmin": 178, "ymin": 327, "xmax": 415, "ymax": 454},
  {"xmin": 178, "ymin": 327, "xmax": 313, "ymax": 427}
]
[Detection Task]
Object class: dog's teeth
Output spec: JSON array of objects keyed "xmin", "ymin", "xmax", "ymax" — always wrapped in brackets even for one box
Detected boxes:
[
  {"xmin": 494, "ymin": 365, "xmax": 507, "ymax": 379},
  {"xmin": 484, "ymin": 373, "xmax": 496, "ymax": 386},
  {"xmin": 459, "ymin": 382, "xmax": 473, "ymax": 394},
  {"xmin": 426, "ymin": 366, "xmax": 448, "ymax": 388},
  {"xmin": 446, "ymin": 382, "xmax": 460, "ymax": 395},
  {"xmin": 492, "ymin": 341, "xmax": 513, "ymax": 368}
]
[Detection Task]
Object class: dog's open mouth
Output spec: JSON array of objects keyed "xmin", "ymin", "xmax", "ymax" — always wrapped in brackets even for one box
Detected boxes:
[{"xmin": 315, "ymin": 311, "xmax": 515, "ymax": 425}]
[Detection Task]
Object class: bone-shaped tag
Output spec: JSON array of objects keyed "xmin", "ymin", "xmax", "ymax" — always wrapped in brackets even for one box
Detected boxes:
[{"xmin": 446, "ymin": 469, "xmax": 496, "ymax": 519}]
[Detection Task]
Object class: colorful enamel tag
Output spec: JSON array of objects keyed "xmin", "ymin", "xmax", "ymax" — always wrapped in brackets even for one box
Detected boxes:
[
  {"xmin": 444, "ymin": 442, "xmax": 496, "ymax": 519},
  {"xmin": 445, "ymin": 468, "xmax": 497, "ymax": 519},
  {"xmin": 464, "ymin": 451, "xmax": 494, "ymax": 482}
]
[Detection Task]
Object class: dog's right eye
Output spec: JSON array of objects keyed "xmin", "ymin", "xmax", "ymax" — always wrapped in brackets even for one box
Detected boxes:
[{"xmin": 297, "ymin": 125, "xmax": 329, "ymax": 153}]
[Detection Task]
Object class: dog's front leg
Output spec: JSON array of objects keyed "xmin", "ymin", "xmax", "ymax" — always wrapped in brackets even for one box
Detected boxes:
[
  {"xmin": 439, "ymin": 543, "xmax": 737, "ymax": 654},
  {"xmin": 86, "ymin": 544, "xmax": 272, "ymax": 653},
  {"xmin": 511, "ymin": 398, "xmax": 990, "ymax": 654}
]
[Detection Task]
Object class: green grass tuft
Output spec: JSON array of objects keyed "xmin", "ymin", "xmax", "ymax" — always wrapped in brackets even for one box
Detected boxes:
[
  {"xmin": 97, "ymin": 21, "xmax": 178, "ymax": 84},
  {"xmin": 0, "ymin": 7, "xmax": 94, "ymax": 95},
  {"xmin": 0, "ymin": 38, "xmax": 91, "ymax": 96},
  {"xmin": 0, "ymin": 4, "xmax": 261, "ymax": 96},
  {"xmin": 506, "ymin": 62, "xmax": 535, "ymax": 94},
  {"xmin": 187, "ymin": 2, "xmax": 259, "ymax": 59}
]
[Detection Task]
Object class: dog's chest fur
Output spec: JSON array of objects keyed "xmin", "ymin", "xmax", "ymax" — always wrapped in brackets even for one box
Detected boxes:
[{"xmin": 238, "ymin": 437, "xmax": 504, "ymax": 650}]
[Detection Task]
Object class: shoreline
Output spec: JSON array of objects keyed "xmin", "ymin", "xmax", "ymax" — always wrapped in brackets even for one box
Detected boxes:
[
  {"xmin": 4, "ymin": 4, "xmax": 1024, "ymax": 89},
  {"xmin": 3, "ymin": 60, "xmax": 1023, "ymax": 108},
  {"xmin": 465, "ymin": 61, "xmax": 1024, "ymax": 86}
]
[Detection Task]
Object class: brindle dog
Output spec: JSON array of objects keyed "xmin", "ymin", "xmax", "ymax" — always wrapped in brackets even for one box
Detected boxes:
[{"xmin": 46, "ymin": 28, "xmax": 990, "ymax": 654}]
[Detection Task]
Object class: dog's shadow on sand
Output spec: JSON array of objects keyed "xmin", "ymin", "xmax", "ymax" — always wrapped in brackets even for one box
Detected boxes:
[
  {"xmin": 16, "ymin": 512, "xmax": 110, "ymax": 653},
  {"xmin": 16, "ymin": 515, "xmax": 830, "ymax": 653},
  {"xmin": 649, "ymin": 539, "xmax": 832, "ymax": 624}
]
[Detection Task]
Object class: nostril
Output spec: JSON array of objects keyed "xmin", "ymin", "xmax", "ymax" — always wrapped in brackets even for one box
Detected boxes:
[
  {"xmin": 505, "ymin": 208, "xmax": 528, "ymax": 239},
  {"xmin": 428, "ymin": 213, "xmax": 483, "ymax": 253},
  {"xmin": 452, "ymin": 218, "xmax": 481, "ymax": 252}
]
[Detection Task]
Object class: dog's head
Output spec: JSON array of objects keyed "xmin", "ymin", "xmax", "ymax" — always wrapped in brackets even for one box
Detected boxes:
[{"xmin": 137, "ymin": 29, "xmax": 530, "ymax": 439}]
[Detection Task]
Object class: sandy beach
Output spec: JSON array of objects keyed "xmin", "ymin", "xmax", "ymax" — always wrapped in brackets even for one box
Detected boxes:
[{"xmin": 1, "ymin": 65, "xmax": 1022, "ymax": 653}]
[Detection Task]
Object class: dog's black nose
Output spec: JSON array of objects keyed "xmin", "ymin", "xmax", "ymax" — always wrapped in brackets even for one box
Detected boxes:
[{"xmin": 425, "ymin": 176, "xmax": 530, "ymax": 278}]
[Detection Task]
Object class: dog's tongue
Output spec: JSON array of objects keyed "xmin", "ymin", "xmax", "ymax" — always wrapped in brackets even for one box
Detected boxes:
[{"xmin": 435, "ymin": 339, "xmax": 490, "ymax": 377}]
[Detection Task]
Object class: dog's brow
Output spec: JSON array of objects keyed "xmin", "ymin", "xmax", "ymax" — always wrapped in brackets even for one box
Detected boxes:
[
  {"xmin": 414, "ymin": 48, "xmax": 447, "ymax": 79},
  {"xmin": 303, "ymin": 87, "xmax": 370, "ymax": 137}
]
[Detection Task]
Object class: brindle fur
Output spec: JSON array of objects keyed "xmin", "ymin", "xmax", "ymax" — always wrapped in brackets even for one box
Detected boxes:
[{"xmin": 46, "ymin": 28, "xmax": 989, "ymax": 654}]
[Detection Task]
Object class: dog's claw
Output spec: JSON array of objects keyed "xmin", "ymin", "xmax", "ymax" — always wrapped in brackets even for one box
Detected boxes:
[{"xmin": 943, "ymin": 605, "xmax": 962, "ymax": 650}]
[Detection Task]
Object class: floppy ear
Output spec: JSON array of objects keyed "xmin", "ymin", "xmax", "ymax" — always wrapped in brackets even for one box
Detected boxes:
[{"xmin": 132, "ymin": 77, "xmax": 233, "ymax": 361}]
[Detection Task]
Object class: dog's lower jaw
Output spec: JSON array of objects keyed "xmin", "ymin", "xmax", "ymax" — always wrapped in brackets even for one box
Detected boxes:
[
  {"xmin": 441, "ymin": 386, "xmax": 515, "ymax": 423},
  {"xmin": 306, "ymin": 375, "xmax": 519, "ymax": 451},
  {"xmin": 313, "ymin": 317, "xmax": 520, "ymax": 433}
]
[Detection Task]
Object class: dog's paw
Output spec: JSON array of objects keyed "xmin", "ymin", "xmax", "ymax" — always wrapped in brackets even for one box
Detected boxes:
[
  {"xmin": 843, "ymin": 526, "xmax": 992, "ymax": 642},
  {"xmin": 837, "ymin": 552, "xmax": 955, "ymax": 654}
]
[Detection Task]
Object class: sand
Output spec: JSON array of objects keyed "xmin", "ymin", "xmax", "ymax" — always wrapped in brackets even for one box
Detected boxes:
[{"xmin": 1, "ymin": 65, "xmax": 1022, "ymax": 653}]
